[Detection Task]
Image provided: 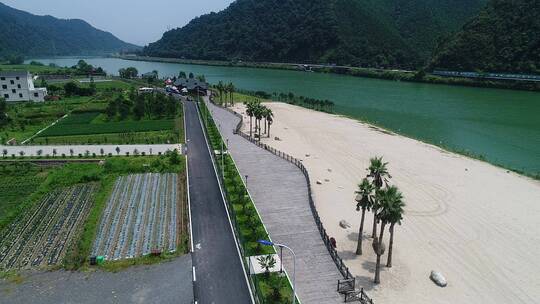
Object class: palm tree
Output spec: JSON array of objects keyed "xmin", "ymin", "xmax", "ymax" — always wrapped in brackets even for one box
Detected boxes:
[
  {"xmin": 354, "ymin": 178, "xmax": 374, "ymax": 255},
  {"xmin": 228, "ymin": 82, "xmax": 235, "ymax": 106},
  {"xmin": 254, "ymin": 104, "xmax": 264, "ymax": 140},
  {"xmin": 386, "ymin": 189, "xmax": 405, "ymax": 268},
  {"xmin": 368, "ymin": 157, "xmax": 391, "ymax": 238},
  {"xmin": 69, "ymin": 149, "xmax": 74, "ymax": 157},
  {"xmin": 37, "ymin": 149, "xmax": 43, "ymax": 157},
  {"xmin": 2, "ymin": 149, "xmax": 8, "ymax": 158},
  {"xmin": 261, "ymin": 107, "xmax": 273, "ymax": 135},
  {"xmin": 223, "ymin": 84, "xmax": 230, "ymax": 107},
  {"xmin": 257, "ymin": 255, "xmax": 277, "ymax": 278},
  {"xmin": 217, "ymin": 81, "xmax": 225, "ymax": 104},
  {"xmin": 245, "ymin": 101, "xmax": 255, "ymax": 137},
  {"xmin": 52, "ymin": 149, "xmax": 57, "ymax": 158},
  {"xmin": 265, "ymin": 108, "xmax": 274, "ymax": 137},
  {"xmin": 373, "ymin": 186, "xmax": 401, "ymax": 284},
  {"xmin": 115, "ymin": 146, "xmax": 120, "ymax": 155}
]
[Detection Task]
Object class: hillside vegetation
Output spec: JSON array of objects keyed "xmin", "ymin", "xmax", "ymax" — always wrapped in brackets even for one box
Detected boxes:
[
  {"xmin": 0, "ymin": 2, "xmax": 139, "ymax": 58},
  {"xmin": 144, "ymin": 0, "xmax": 486, "ymax": 69},
  {"xmin": 430, "ymin": 0, "xmax": 540, "ymax": 74}
]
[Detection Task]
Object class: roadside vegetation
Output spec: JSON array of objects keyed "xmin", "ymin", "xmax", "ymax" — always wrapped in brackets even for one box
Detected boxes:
[{"xmin": 198, "ymin": 100, "xmax": 296, "ymax": 303}]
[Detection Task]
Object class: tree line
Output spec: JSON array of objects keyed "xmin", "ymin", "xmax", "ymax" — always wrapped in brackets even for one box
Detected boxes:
[
  {"xmin": 118, "ymin": 67, "xmax": 139, "ymax": 79},
  {"xmin": 105, "ymin": 91, "xmax": 178, "ymax": 120},
  {"xmin": 274, "ymin": 92, "xmax": 334, "ymax": 113}
]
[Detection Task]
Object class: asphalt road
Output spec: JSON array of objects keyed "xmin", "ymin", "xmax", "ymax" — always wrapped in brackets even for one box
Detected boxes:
[
  {"xmin": 184, "ymin": 100, "xmax": 253, "ymax": 304},
  {"xmin": 0, "ymin": 255, "xmax": 193, "ymax": 304}
]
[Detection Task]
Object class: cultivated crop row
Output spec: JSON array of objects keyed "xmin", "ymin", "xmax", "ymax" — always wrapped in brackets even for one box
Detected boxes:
[
  {"xmin": 92, "ymin": 173, "xmax": 178, "ymax": 260},
  {"xmin": 39, "ymin": 119, "xmax": 175, "ymax": 137},
  {"xmin": 0, "ymin": 184, "xmax": 97, "ymax": 270}
]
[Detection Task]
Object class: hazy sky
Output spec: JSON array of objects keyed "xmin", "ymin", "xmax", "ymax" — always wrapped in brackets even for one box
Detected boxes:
[{"xmin": 2, "ymin": 0, "xmax": 234, "ymax": 46}]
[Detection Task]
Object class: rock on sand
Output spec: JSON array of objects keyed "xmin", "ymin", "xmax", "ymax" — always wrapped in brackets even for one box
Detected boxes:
[
  {"xmin": 339, "ymin": 220, "xmax": 351, "ymax": 229},
  {"xmin": 430, "ymin": 271, "xmax": 447, "ymax": 287}
]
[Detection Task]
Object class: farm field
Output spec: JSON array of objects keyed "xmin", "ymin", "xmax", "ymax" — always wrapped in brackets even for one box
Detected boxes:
[
  {"xmin": 0, "ymin": 163, "xmax": 47, "ymax": 231},
  {"xmin": 31, "ymin": 112, "xmax": 182, "ymax": 145},
  {"xmin": 0, "ymin": 97, "xmax": 93, "ymax": 144},
  {"xmin": 0, "ymin": 183, "xmax": 97, "ymax": 270},
  {"xmin": 43, "ymin": 119, "xmax": 174, "ymax": 136},
  {"xmin": 92, "ymin": 173, "xmax": 179, "ymax": 260}
]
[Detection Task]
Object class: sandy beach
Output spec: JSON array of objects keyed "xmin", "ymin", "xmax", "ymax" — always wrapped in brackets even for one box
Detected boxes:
[{"xmin": 231, "ymin": 102, "xmax": 540, "ymax": 304}]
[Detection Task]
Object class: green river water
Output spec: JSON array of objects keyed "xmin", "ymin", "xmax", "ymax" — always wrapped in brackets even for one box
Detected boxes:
[{"xmin": 28, "ymin": 57, "xmax": 540, "ymax": 176}]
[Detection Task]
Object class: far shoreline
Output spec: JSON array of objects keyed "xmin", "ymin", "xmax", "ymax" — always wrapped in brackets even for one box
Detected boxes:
[{"xmin": 113, "ymin": 54, "xmax": 540, "ymax": 92}]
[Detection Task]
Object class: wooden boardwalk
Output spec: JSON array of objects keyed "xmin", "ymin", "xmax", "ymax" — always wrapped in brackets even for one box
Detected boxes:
[{"xmin": 208, "ymin": 100, "xmax": 343, "ymax": 304}]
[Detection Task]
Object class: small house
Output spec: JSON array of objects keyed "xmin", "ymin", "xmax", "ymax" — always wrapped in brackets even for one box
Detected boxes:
[
  {"xmin": 173, "ymin": 78, "xmax": 208, "ymax": 95},
  {"xmin": 0, "ymin": 71, "xmax": 47, "ymax": 102}
]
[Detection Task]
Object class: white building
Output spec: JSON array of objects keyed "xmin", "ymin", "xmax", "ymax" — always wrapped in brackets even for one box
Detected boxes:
[{"xmin": 0, "ymin": 71, "xmax": 47, "ymax": 102}]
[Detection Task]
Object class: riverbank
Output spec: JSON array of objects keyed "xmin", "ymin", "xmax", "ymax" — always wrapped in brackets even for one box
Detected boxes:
[
  {"xmin": 115, "ymin": 55, "xmax": 540, "ymax": 91},
  {"xmin": 230, "ymin": 102, "xmax": 540, "ymax": 304}
]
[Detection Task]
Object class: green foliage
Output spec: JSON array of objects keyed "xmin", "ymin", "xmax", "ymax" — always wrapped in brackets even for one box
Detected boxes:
[
  {"xmin": 0, "ymin": 96, "xmax": 93, "ymax": 143},
  {"xmin": 38, "ymin": 118, "xmax": 175, "ymax": 137},
  {"xmin": 431, "ymin": 0, "xmax": 540, "ymax": 74},
  {"xmin": 106, "ymin": 92, "xmax": 178, "ymax": 120},
  {"xmin": 0, "ymin": 98, "xmax": 7, "ymax": 126},
  {"xmin": 118, "ymin": 67, "xmax": 139, "ymax": 79},
  {"xmin": 0, "ymin": 163, "xmax": 46, "ymax": 232},
  {"xmin": 257, "ymin": 255, "xmax": 277, "ymax": 277},
  {"xmin": 0, "ymin": 3, "xmax": 138, "ymax": 57},
  {"xmin": 255, "ymin": 273, "xmax": 296, "ymax": 304},
  {"xmin": 143, "ymin": 0, "xmax": 485, "ymax": 69},
  {"xmin": 64, "ymin": 81, "xmax": 96, "ymax": 97},
  {"xmin": 31, "ymin": 131, "xmax": 177, "ymax": 145},
  {"xmin": 5, "ymin": 54, "xmax": 23, "ymax": 64}
]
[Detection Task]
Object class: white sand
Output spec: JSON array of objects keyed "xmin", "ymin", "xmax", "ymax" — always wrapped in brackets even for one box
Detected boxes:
[{"xmin": 232, "ymin": 102, "xmax": 540, "ymax": 304}]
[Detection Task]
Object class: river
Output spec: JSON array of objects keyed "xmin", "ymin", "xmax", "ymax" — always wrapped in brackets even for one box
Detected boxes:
[{"xmin": 27, "ymin": 57, "xmax": 540, "ymax": 176}]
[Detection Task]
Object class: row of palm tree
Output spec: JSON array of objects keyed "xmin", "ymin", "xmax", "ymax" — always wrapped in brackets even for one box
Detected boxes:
[
  {"xmin": 354, "ymin": 156, "xmax": 405, "ymax": 284},
  {"xmin": 215, "ymin": 81, "xmax": 236, "ymax": 107},
  {"xmin": 244, "ymin": 100, "xmax": 274, "ymax": 140}
]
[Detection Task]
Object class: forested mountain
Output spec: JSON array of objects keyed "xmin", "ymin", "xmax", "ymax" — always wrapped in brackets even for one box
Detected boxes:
[
  {"xmin": 144, "ymin": 0, "xmax": 486, "ymax": 69},
  {"xmin": 0, "ymin": 2, "xmax": 139, "ymax": 58},
  {"xmin": 430, "ymin": 0, "xmax": 539, "ymax": 74}
]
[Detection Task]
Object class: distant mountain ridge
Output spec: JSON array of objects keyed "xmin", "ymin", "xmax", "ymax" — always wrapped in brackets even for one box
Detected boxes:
[
  {"xmin": 430, "ymin": 0, "xmax": 540, "ymax": 74},
  {"xmin": 0, "ymin": 2, "xmax": 139, "ymax": 57},
  {"xmin": 143, "ymin": 0, "xmax": 487, "ymax": 69}
]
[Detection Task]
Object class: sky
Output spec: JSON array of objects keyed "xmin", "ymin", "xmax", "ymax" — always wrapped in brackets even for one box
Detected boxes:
[{"xmin": 2, "ymin": 0, "xmax": 234, "ymax": 46}]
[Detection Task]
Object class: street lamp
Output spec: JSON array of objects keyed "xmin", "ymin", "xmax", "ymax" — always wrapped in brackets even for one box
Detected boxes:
[{"xmin": 257, "ymin": 240, "xmax": 296, "ymax": 304}]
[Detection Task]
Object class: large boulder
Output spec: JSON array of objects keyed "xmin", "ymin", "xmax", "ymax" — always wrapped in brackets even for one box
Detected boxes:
[{"xmin": 430, "ymin": 271, "xmax": 447, "ymax": 287}]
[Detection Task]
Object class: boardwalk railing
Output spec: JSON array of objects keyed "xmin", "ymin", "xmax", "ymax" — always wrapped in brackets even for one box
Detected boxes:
[{"xmin": 219, "ymin": 104, "xmax": 374, "ymax": 303}]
